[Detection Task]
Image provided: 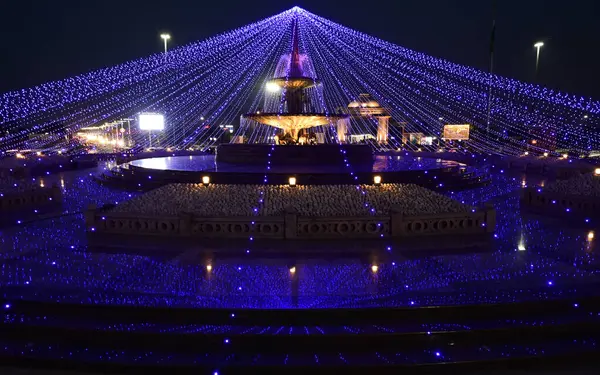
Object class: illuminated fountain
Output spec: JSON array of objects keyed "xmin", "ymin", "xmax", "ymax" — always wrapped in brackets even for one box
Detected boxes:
[
  {"xmin": 241, "ymin": 19, "xmax": 348, "ymax": 142},
  {"xmin": 216, "ymin": 19, "xmax": 371, "ymax": 165}
]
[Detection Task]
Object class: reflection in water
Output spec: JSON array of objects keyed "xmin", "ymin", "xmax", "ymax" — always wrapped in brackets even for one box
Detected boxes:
[
  {"xmin": 137, "ymin": 157, "xmax": 169, "ymax": 171},
  {"xmin": 129, "ymin": 155, "xmax": 464, "ymax": 173}
]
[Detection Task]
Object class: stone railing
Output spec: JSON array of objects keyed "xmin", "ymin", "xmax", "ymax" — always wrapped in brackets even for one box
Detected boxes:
[
  {"xmin": 391, "ymin": 204, "xmax": 495, "ymax": 236},
  {"xmin": 85, "ymin": 204, "xmax": 495, "ymax": 239},
  {"xmin": 521, "ymin": 187, "xmax": 600, "ymax": 217},
  {"xmin": 0, "ymin": 184, "xmax": 62, "ymax": 212},
  {"xmin": 296, "ymin": 216, "xmax": 390, "ymax": 239}
]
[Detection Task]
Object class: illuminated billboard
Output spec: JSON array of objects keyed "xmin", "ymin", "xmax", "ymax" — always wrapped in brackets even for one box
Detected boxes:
[
  {"xmin": 443, "ymin": 124, "xmax": 470, "ymax": 140},
  {"xmin": 421, "ymin": 136, "xmax": 434, "ymax": 146},
  {"xmin": 139, "ymin": 113, "xmax": 165, "ymax": 131}
]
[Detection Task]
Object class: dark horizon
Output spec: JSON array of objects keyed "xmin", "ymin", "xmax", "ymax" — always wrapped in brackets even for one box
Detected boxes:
[{"xmin": 1, "ymin": 0, "xmax": 599, "ymax": 99}]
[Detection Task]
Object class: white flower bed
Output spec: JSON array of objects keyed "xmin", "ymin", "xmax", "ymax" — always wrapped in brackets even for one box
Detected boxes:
[
  {"xmin": 112, "ymin": 183, "xmax": 471, "ymax": 217},
  {"xmin": 545, "ymin": 173, "xmax": 600, "ymax": 197}
]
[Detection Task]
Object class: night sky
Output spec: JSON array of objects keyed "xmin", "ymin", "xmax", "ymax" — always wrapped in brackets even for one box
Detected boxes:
[{"xmin": 1, "ymin": 0, "xmax": 599, "ymax": 99}]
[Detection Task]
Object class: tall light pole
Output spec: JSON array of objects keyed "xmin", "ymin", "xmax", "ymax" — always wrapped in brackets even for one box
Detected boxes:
[
  {"xmin": 534, "ymin": 41, "xmax": 544, "ymax": 79},
  {"xmin": 486, "ymin": 0, "xmax": 497, "ymax": 144},
  {"xmin": 160, "ymin": 33, "xmax": 171, "ymax": 54}
]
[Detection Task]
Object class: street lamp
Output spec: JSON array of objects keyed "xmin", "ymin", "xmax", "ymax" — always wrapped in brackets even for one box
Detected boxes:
[
  {"xmin": 534, "ymin": 41, "xmax": 544, "ymax": 78},
  {"xmin": 160, "ymin": 33, "xmax": 171, "ymax": 54}
]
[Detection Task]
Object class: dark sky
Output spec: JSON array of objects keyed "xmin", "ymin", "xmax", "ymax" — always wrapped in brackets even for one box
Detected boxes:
[{"xmin": 2, "ymin": 0, "xmax": 599, "ymax": 99}]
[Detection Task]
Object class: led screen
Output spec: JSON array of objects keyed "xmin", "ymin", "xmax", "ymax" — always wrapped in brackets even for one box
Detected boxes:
[
  {"xmin": 443, "ymin": 124, "xmax": 470, "ymax": 140},
  {"xmin": 139, "ymin": 113, "xmax": 165, "ymax": 131}
]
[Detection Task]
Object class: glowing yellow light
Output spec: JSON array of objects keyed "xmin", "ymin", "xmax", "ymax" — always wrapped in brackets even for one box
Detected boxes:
[
  {"xmin": 371, "ymin": 265, "xmax": 379, "ymax": 273},
  {"xmin": 288, "ymin": 177, "xmax": 297, "ymax": 186},
  {"xmin": 58, "ymin": 151, "xmax": 62, "ymax": 155},
  {"xmin": 289, "ymin": 266, "xmax": 296, "ymax": 274},
  {"xmin": 562, "ymin": 153, "xmax": 568, "ymax": 159},
  {"xmin": 588, "ymin": 231, "xmax": 594, "ymax": 241},
  {"xmin": 16, "ymin": 153, "xmax": 24, "ymax": 159},
  {"xmin": 417, "ymin": 148, "xmax": 422, "ymax": 151},
  {"xmin": 594, "ymin": 168, "xmax": 600, "ymax": 176},
  {"xmin": 206, "ymin": 264, "xmax": 212, "ymax": 272},
  {"xmin": 543, "ymin": 152, "xmax": 548, "ymax": 157},
  {"xmin": 266, "ymin": 81, "xmax": 280, "ymax": 93},
  {"xmin": 202, "ymin": 176, "xmax": 210, "ymax": 185},
  {"xmin": 518, "ymin": 243, "xmax": 526, "ymax": 251},
  {"xmin": 39, "ymin": 180, "xmax": 45, "ymax": 188},
  {"xmin": 36, "ymin": 151, "xmax": 42, "ymax": 156},
  {"xmin": 373, "ymin": 175, "xmax": 382, "ymax": 185},
  {"xmin": 521, "ymin": 180, "xmax": 526, "ymax": 188},
  {"xmin": 524, "ymin": 151, "xmax": 529, "ymax": 156}
]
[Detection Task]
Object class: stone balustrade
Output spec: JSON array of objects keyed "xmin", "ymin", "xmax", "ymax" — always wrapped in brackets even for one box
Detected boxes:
[
  {"xmin": 0, "ymin": 184, "xmax": 62, "ymax": 211},
  {"xmin": 86, "ymin": 203, "xmax": 495, "ymax": 239},
  {"xmin": 391, "ymin": 203, "xmax": 495, "ymax": 236},
  {"xmin": 521, "ymin": 187, "xmax": 600, "ymax": 217}
]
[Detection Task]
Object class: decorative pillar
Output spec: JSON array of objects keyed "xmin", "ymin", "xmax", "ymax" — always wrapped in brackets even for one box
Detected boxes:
[
  {"xmin": 84, "ymin": 204, "xmax": 97, "ymax": 228},
  {"xmin": 390, "ymin": 205, "xmax": 404, "ymax": 237},
  {"xmin": 51, "ymin": 183, "xmax": 62, "ymax": 202},
  {"xmin": 179, "ymin": 212, "xmax": 193, "ymax": 236},
  {"xmin": 377, "ymin": 116, "xmax": 390, "ymax": 144},
  {"xmin": 483, "ymin": 202, "xmax": 496, "ymax": 233},
  {"xmin": 284, "ymin": 206, "xmax": 298, "ymax": 239},
  {"xmin": 337, "ymin": 118, "xmax": 349, "ymax": 143}
]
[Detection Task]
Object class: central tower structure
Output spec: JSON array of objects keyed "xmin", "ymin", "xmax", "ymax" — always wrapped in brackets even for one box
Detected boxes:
[
  {"xmin": 242, "ymin": 18, "xmax": 348, "ymax": 141},
  {"xmin": 217, "ymin": 16, "xmax": 372, "ymax": 166}
]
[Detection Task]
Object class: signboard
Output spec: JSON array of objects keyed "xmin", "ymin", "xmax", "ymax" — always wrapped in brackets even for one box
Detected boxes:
[
  {"xmin": 139, "ymin": 113, "xmax": 165, "ymax": 131},
  {"xmin": 421, "ymin": 136, "xmax": 433, "ymax": 146},
  {"xmin": 443, "ymin": 124, "xmax": 470, "ymax": 140},
  {"xmin": 403, "ymin": 132, "xmax": 423, "ymax": 145}
]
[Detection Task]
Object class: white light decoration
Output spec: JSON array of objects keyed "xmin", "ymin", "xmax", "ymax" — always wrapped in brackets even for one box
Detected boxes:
[
  {"xmin": 139, "ymin": 113, "xmax": 165, "ymax": 131},
  {"xmin": 371, "ymin": 265, "xmax": 378, "ymax": 273},
  {"xmin": 289, "ymin": 266, "xmax": 296, "ymax": 274},
  {"xmin": 266, "ymin": 81, "xmax": 281, "ymax": 93},
  {"xmin": 202, "ymin": 176, "xmax": 210, "ymax": 185},
  {"xmin": 206, "ymin": 264, "xmax": 212, "ymax": 272},
  {"xmin": 373, "ymin": 175, "xmax": 382, "ymax": 185},
  {"xmin": 588, "ymin": 231, "xmax": 595, "ymax": 241},
  {"xmin": 288, "ymin": 177, "xmax": 297, "ymax": 186},
  {"xmin": 595, "ymin": 168, "xmax": 600, "ymax": 176}
]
